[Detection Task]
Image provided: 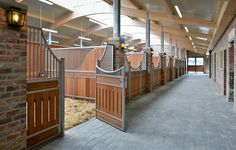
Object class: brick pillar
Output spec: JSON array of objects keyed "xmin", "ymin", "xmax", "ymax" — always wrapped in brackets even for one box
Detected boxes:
[
  {"xmin": 176, "ymin": 59, "xmax": 180, "ymax": 78},
  {"xmin": 181, "ymin": 59, "xmax": 184, "ymax": 76},
  {"xmin": 145, "ymin": 48, "xmax": 152, "ymax": 92},
  {"xmin": 160, "ymin": 53, "xmax": 166, "ymax": 85},
  {"xmin": 228, "ymin": 42, "xmax": 234, "ymax": 102},
  {"xmin": 169, "ymin": 56, "xmax": 173, "ymax": 81},
  {"xmin": 108, "ymin": 38, "xmax": 125, "ymax": 70},
  {"xmin": 184, "ymin": 59, "xmax": 187, "ymax": 74},
  {"xmin": 180, "ymin": 59, "xmax": 182, "ymax": 76},
  {"xmin": 0, "ymin": 5, "xmax": 27, "ymax": 150}
]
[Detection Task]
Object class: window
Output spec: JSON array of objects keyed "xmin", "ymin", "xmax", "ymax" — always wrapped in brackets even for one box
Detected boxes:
[
  {"xmin": 188, "ymin": 58, "xmax": 195, "ymax": 66},
  {"xmin": 196, "ymin": 58, "xmax": 204, "ymax": 66}
]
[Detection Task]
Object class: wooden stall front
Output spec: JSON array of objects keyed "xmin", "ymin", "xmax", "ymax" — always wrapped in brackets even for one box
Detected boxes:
[{"xmin": 52, "ymin": 46, "xmax": 107, "ymax": 100}]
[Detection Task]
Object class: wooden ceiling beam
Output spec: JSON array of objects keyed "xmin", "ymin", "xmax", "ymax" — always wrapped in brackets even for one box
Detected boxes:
[
  {"xmin": 121, "ymin": 7, "xmax": 217, "ymax": 28},
  {"xmin": 209, "ymin": 0, "xmax": 236, "ymax": 50},
  {"xmin": 129, "ymin": 0, "xmax": 145, "ymax": 10},
  {"xmin": 192, "ymin": 38, "xmax": 210, "ymax": 45},
  {"xmin": 195, "ymin": 46, "xmax": 207, "ymax": 51},
  {"xmin": 194, "ymin": 43, "xmax": 209, "ymax": 49}
]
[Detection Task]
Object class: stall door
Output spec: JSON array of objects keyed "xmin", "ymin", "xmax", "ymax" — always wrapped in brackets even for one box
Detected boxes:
[{"xmin": 96, "ymin": 66, "xmax": 126, "ymax": 131}]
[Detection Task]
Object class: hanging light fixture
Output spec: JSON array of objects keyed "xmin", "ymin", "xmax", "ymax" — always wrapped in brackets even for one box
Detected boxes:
[{"xmin": 7, "ymin": 8, "xmax": 26, "ymax": 27}]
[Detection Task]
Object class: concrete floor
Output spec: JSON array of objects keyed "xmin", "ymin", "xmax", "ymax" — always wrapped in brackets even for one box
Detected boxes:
[{"xmin": 40, "ymin": 74, "xmax": 236, "ymax": 150}]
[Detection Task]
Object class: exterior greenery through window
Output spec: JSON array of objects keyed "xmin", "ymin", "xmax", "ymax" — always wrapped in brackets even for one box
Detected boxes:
[{"xmin": 188, "ymin": 57, "xmax": 204, "ymax": 66}]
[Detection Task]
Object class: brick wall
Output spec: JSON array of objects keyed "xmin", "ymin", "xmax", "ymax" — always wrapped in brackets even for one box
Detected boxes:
[
  {"xmin": 0, "ymin": 7, "xmax": 27, "ymax": 150},
  {"xmin": 211, "ymin": 17, "xmax": 236, "ymax": 98},
  {"xmin": 228, "ymin": 44, "xmax": 234, "ymax": 101},
  {"xmin": 160, "ymin": 53, "xmax": 166, "ymax": 85}
]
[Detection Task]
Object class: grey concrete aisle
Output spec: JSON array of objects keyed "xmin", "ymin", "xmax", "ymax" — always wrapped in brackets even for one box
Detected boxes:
[{"xmin": 40, "ymin": 74, "xmax": 236, "ymax": 150}]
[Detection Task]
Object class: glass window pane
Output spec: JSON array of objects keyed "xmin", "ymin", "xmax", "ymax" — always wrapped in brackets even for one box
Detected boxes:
[
  {"xmin": 196, "ymin": 58, "xmax": 204, "ymax": 66},
  {"xmin": 188, "ymin": 58, "xmax": 195, "ymax": 66}
]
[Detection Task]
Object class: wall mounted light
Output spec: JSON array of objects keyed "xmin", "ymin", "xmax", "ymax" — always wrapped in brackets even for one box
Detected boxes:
[
  {"xmin": 7, "ymin": 8, "xmax": 26, "ymax": 27},
  {"xmin": 120, "ymin": 43, "xmax": 126, "ymax": 49},
  {"xmin": 150, "ymin": 48, "xmax": 154, "ymax": 55}
]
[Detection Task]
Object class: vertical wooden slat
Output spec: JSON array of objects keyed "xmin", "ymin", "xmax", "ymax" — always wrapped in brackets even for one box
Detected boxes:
[
  {"xmin": 28, "ymin": 27, "xmax": 31, "ymax": 80},
  {"xmin": 32, "ymin": 28, "xmax": 35, "ymax": 79},
  {"xmin": 36, "ymin": 93, "xmax": 42, "ymax": 132},
  {"xmin": 27, "ymin": 95, "xmax": 34, "ymax": 135},
  {"xmin": 40, "ymin": 31, "xmax": 43, "ymax": 78},
  {"xmin": 111, "ymin": 89, "xmax": 114, "ymax": 114},
  {"xmin": 117, "ymin": 89, "xmax": 121, "ymax": 118},
  {"xmin": 101, "ymin": 87, "xmax": 104, "ymax": 111},
  {"xmin": 114, "ymin": 90, "xmax": 118, "ymax": 116},
  {"xmin": 49, "ymin": 53, "xmax": 51, "ymax": 78},
  {"xmin": 53, "ymin": 58, "xmax": 55, "ymax": 78},
  {"xmin": 43, "ymin": 92, "xmax": 49, "ymax": 129},
  {"xmin": 55, "ymin": 90, "xmax": 59, "ymax": 124},
  {"xmin": 96, "ymin": 86, "xmax": 98, "ymax": 109},
  {"xmin": 50, "ymin": 91, "xmax": 55, "ymax": 125},
  {"xmin": 46, "ymin": 44, "xmax": 49, "ymax": 78}
]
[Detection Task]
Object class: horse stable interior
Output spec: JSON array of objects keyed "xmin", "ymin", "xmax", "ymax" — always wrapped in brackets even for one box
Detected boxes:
[{"xmin": 1, "ymin": 0, "xmax": 236, "ymax": 149}]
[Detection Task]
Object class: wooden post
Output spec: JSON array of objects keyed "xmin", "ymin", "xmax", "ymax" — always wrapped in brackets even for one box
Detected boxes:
[{"xmin": 58, "ymin": 57, "xmax": 65, "ymax": 137}]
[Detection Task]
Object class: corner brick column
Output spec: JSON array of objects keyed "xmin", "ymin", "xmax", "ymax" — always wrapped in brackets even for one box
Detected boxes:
[
  {"xmin": 180, "ymin": 59, "xmax": 184, "ymax": 76},
  {"xmin": 144, "ymin": 48, "xmax": 152, "ymax": 92},
  {"xmin": 108, "ymin": 38, "xmax": 125, "ymax": 70},
  {"xmin": 228, "ymin": 42, "xmax": 234, "ymax": 102},
  {"xmin": 169, "ymin": 56, "xmax": 173, "ymax": 81},
  {"xmin": 160, "ymin": 53, "xmax": 166, "ymax": 85},
  {"xmin": 0, "ymin": 7, "xmax": 27, "ymax": 150},
  {"xmin": 176, "ymin": 59, "xmax": 180, "ymax": 78}
]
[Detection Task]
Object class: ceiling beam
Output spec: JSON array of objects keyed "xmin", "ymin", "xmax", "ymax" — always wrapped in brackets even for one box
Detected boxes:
[
  {"xmin": 157, "ymin": 0, "xmax": 197, "ymax": 51},
  {"xmin": 27, "ymin": 12, "xmax": 86, "ymax": 31},
  {"xmin": 51, "ymin": 2, "xmax": 113, "ymax": 29},
  {"xmin": 121, "ymin": 7, "xmax": 217, "ymax": 28},
  {"xmin": 129, "ymin": 0, "xmax": 145, "ymax": 10},
  {"xmin": 159, "ymin": 0, "xmax": 174, "ymax": 14},
  {"xmin": 194, "ymin": 43, "xmax": 209, "ymax": 49},
  {"xmin": 209, "ymin": 0, "xmax": 236, "ymax": 50},
  {"xmin": 27, "ymin": 12, "xmax": 106, "ymax": 38},
  {"xmin": 15, "ymin": 0, "xmax": 24, "ymax": 3},
  {"xmin": 50, "ymin": 4, "xmax": 216, "ymax": 30},
  {"xmin": 192, "ymin": 38, "xmax": 210, "ymax": 45},
  {"xmin": 195, "ymin": 46, "xmax": 207, "ymax": 51}
]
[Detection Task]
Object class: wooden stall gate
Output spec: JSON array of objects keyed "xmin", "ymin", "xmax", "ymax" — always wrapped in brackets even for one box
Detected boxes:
[
  {"xmin": 26, "ymin": 26, "xmax": 64, "ymax": 148},
  {"xmin": 124, "ymin": 52, "xmax": 149, "ymax": 102},
  {"xmin": 95, "ymin": 62, "xmax": 126, "ymax": 131},
  {"xmin": 53, "ymin": 46, "xmax": 111, "ymax": 100}
]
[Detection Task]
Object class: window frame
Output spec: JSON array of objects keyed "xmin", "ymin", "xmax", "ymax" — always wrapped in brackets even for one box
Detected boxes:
[
  {"xmin": 187, "ymin": 57, "xmax": 204, "ymax": 66},
  {"xmin": 188, "ymin": 57, "xmax": 196, "ymax": 66}
]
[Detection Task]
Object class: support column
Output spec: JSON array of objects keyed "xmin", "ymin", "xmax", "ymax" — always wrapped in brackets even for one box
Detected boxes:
[
  {"xmin": 176, "ymin": 43, "xmax": 180, "ymax": 78},
  {"xmin": 185, "ymin": 49, "xmax": 187, "ymax": 74},
  {"xmin": 109, "ymin": 0, "xmax": 124, "ymax": 70},
  {"xmin": 0, "ymin": 2, "xmax": 27, "ymax": 149},
  {"xmin": 144, "ymin": 13, "xmax": 152, "ymax": 92},
  {"xmin": 228, "ymin": 42, "xmax": 234, "ymax": 102},
  {"xmin": 113, "ymin": 0, "xmax": 120, "ymax": 38},
  {"xmin": 160, "ymin": 27, "xmax": 166, "ymax": 85},
  {"xmin": 161, "ymin": 26, "xmax": 164, "ymax": 53},
  {"xmin": 146, "ymin": 13, "xmax": 150, "ymax": 48},
  {"xmin": 209, "ymin": 50, "xmax": 212, "ymax": 78},
  {"xmin": 169, "ymin": 34, "xmax": 173, "ymax": 81}
]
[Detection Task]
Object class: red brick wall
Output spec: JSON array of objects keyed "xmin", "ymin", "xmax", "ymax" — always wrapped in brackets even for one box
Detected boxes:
[{"xmin": 0, "ymin": 8, "xmax": 27, "ymax": 149}]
